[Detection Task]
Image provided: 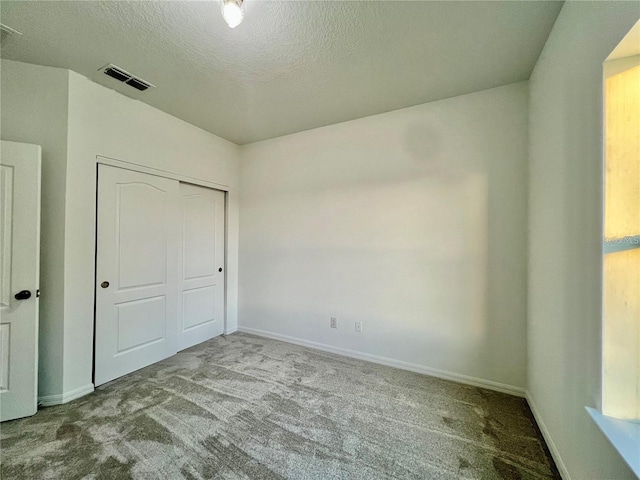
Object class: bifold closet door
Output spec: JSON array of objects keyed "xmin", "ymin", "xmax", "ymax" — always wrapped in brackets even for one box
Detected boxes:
[
  {"xmin": 95, "ymin": 165, "xmax": 180, "ymax": 386},
  {"xmin": 177, "ymin": 183, "xmax": 225, "ymax": 351}
]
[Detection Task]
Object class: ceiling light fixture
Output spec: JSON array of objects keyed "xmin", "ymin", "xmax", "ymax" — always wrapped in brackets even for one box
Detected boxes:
[{"xmin": 221, "ymin": 0, "xmax": 244, "ymax": 29}]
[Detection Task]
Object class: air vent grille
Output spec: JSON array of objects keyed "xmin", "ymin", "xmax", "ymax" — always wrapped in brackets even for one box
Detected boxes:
[
  {"xmin": 100, "ymin": 64, "xmax": 155, "ymax": 92},
  {"xmin": 104, "ymin": 66, "xmax": 130, "ymax": 82},
  {"xmin": 126, "ymin": 77, "xmax": 152, "ymax": 91},
  {"xmin": 1, "ymin": 23, "xmax": 22, "ymax": 48}
]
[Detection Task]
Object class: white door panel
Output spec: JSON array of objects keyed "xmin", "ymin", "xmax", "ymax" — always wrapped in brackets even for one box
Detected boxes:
[
  {"xmin": 178, "ymin": 183, "xmax": 225, "ymax": 351},
  {"xmin": 95, "ymin": 165, "xmax": 179, "ymax": 386},
  {"xmin": 116, "ymin": 183, "xmax": 168, "ymax": 289},
  {"xmin": 0, "ymin": 141, "xmax": 41, "ymax": 422}
]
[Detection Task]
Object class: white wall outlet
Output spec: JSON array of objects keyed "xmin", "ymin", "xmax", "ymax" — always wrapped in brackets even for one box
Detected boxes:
[
  {"xmin": 355, "ymin": 321, "xmax": 363, "ymax": 333},
  {"xmin": 330, "ymin": 316, "xmax": 338, "ymax": 329}
]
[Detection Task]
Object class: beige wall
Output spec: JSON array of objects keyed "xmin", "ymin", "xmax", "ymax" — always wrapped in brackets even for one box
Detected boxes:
[
  {"xmin": 239, "ymin": 82, "xmax": 529, "ymax": 393},
  {"xmin": 527, "ymin": 2, "xmax": 639, "ymax": 478}
]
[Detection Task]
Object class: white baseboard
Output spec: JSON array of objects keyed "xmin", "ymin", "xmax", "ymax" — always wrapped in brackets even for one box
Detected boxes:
[
  {"xmin": 526, "ymin": 391, "xmax": 571, "ymax": 480},
  {"xmin": 237, "ymin": 326, "xmax": 525, "ymax": 398},
  {"xmin": 224, "ymin": 327, "xmax": 238, "ymax": 335},
  {"xmin": 38, "ymin": 383, "xmax": 94, "ymax": 407}
]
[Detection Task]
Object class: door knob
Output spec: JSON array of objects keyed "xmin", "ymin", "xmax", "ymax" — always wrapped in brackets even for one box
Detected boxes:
[
  {"xmin": 14, "ymin": 290, "xmax": 31, "ymax": 300},
  {"xmin": 101, "ymin": 281, "xmax": 110, "ymax": 288},
  {"xmin": 218, "ymin": 267, "xmax": 223, "ymax": 272}
]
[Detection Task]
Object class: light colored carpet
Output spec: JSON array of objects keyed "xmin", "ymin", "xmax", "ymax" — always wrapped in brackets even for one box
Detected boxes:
[{"xmin": 1, "ymin": 332, "xmax": 559, "ymax": 479}]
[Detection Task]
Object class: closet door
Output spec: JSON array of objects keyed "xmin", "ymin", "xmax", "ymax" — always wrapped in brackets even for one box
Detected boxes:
[
  {"xmin": 177, "ymin": 183, "xmax": 225, "ymax": 351},
  {"xmin": 95, "ymin": 165, "xmax": 179, "ymax": 386}
]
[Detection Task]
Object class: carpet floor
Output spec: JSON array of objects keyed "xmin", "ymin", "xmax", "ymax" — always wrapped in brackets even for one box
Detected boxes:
[{"xmin": 1, "ymin": 332, "xmax": 559, "ymax": 479}]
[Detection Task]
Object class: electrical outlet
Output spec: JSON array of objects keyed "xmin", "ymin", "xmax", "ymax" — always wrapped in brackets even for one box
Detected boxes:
[
  {"xmin": 330, "ymin": 316, "xmax": 338, "ymax": 329},
  {"xmin": 355, "ymin": 321, "xmax": 363, "ymax": 333}
]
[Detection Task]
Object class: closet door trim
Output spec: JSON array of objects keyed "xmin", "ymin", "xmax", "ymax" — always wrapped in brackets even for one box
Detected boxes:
[{"xmin": 97, "ymin": 155, "xmax": 229, "ymax": 192}]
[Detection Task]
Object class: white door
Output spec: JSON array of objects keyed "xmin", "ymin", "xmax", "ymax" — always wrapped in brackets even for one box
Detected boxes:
[
  {"xmin": 0, "ymin": 141, "xmax": 41, "ymax": 422},
  {"xmin": 95, "ymin": 165, "xmax": 179, "ymax": 386},
  {"xmin": 177, "ymin": 183, "xmax": 225, "ymax": 351}
]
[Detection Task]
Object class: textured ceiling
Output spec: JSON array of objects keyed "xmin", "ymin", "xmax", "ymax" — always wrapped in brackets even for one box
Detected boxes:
[{"xmin": 0, "ymin": 1, "xmax": 562, "ymax": 144}]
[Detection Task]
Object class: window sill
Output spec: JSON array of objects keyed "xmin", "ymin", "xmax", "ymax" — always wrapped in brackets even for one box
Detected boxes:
[{"xmin": 586, "ymin": 407, "xmax": 640, "ymax": 477}]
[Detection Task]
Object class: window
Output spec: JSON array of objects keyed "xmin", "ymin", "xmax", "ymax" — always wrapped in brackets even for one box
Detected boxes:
[
  {"xmin": 587, "ymin": 21, "xmax": 640, "ymax": 478},
  {"xmin": 602, "ymin": 60, "xmax": 640, "ymax": 421}
]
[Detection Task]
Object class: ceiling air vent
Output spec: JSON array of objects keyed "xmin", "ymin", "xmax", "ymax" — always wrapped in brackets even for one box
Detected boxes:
[
  {"xmin": 0, "ymin": 23, "xmax": 22, "ymax": 48},
  {"xmin": 126, "ymin": 77, "xmax": 153, "ymax": 91},
  {"xmin": 100, "ymin": 64, "xmax": 155, "ymax": 92}
]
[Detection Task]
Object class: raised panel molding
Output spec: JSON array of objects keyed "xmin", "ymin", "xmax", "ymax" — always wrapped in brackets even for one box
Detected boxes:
[
  {"xmin": 117, "ymin": 182, "xmax": 167, "ymax": 290},
  {"xmin": 0, "ymin": 166, "xmax": 14, "ymax": 308},
  {"xmin": 183, "ymin": 194, "xmax": 216, "ymax": 281},
  {"xmin": 182, "ymin": 285, "xmax": 216, "ymax": 331},
  {"xmin": 116, "ymin": 295, "xmax": 166, "ymax": 353},
  {"xmin": 0, "ymin": 324, "xmax": 10, "ymax": 391}
]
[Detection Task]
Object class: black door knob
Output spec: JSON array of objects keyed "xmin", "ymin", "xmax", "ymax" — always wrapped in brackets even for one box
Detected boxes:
[
  {"xmin": 218, "ymin": 267, "xmax": 223, "ymax": 272},
  {"xmin": 14, "ymin": 290, "xmax": 32, "ymax": 300}
]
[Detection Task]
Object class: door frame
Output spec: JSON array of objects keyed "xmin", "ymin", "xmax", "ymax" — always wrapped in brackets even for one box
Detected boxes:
[{"xmin": 93, "ymin": 155, "xmax": 230, "ymax": 381}]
